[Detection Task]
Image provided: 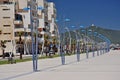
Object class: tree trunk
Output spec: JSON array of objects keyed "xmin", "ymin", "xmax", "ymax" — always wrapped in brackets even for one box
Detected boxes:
[
  {"xmin": 20, "ymin": 53, "xmax": 22, "ymax": 59},
  {"xmin": 2, "ymin": 49, "xmax": 5, "ymax": 59},
  {"xmin": 19, "ymin": 46, "xmax": 23, "ymax": 59}
]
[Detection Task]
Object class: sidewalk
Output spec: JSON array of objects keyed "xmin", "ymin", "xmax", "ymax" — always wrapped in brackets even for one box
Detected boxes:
[{"xmin": 0, "ymin": 50, "xmax": 120, "ymax": 80}]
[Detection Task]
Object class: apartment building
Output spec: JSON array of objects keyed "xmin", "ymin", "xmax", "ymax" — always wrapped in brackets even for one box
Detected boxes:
[
  {"xmin": 0, "ymin": 0, "xmax": 16, "ymax": 55},
  {"xmin": 14, "ymin": 0, "xmax": 31, "ymax": 54},
  {"xmin": 37, "ymin": 0, "xmax": 50, "ymax": 42},
  {"xmin": 48, "ymin": 2, "xmax": 58, "ymax": 43},
  {"xmin": 0, "ymin": 0, "xmax": 57, "ymax": 55}
]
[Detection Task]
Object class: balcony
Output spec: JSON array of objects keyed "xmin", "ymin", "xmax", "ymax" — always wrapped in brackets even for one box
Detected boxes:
[
  {"xmin": 14, "ymin": 14, "xmax": 23, "ymax": 24},
  {"xmin": 14, "ymin": 28, "xmax": 24, "ymax": 32},
  {"xmin": 14, "ymin": 20, "xmax": 23, "ymax": 24}
]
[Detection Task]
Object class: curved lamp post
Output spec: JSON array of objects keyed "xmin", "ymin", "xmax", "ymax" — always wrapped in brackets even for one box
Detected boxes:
[
  {"xmin": 71, "ymin": 26, "xmax": 80, "ymax": 62},
  {"xmin": 55, "ymin": 20, "xmax": 60, "ymax": 55},
  {"xmin": 98, "ymin": 34, "xmax": 111, "ymax": 53},
  {"xmin": 55, "ymin": 18, "xmax": 70, "ymax": 65},
  {"xmin": 97, "ymin": 34, "xmax": 104, "ymax": 55},
  {"xmin": 81, "ymin": 28, "xmax": 89, "ymax": 59},
  {"xmin": 60, "ymin": 18, "xmax": 71, "ymax": 65},
  {"xmin": 23, "ymin": 2, "xmax": 43, "ymax": 71},
  {"xmin": 94, "ymin": 32, "xmax": 99, "ymax": 56},
  {"xmin": 55, "ymin": 19, "xmax": 65, "ymax": 65},
  {"xmin": 88, "ymin": 29, "xmax": 95, "ymax": 57},
  {"xmin": 64, "ymin": 18, "xmax": 71, "ymax": 52},
  {"xmin": 23, "ymin": 6, "xmax": 36, "ymax": 71},
  {"xmin": 96, "ymin": 33, "xmax": 111, "ymax": 55},
  {"xmin": 64, "ymin": 27, "xmax": 71, "ymax": 53}
]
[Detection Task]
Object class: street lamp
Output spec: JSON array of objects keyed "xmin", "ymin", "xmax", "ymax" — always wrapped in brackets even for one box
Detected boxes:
[
  {"xmin": 64, "ymin": 27, "xmax": 71, "ymax": 54},
  {"xmin": 97, "ymin": 34, "xmax": 103, "ymax": 55},
  {"xmin": 88, "ymin": 29, "xmax": 95, "ymax": 57},
  {"xmin": 54, "ymin": 21, "xmax": 60, "ymax": 55},
  {"xmin": 94, "ymin": 32, "xmax": 99, "ymax": 56},
  {"xmin": 60, "ymin": 18, "xmax": 70, "ymax": 65},
  {"xmin": 96, "ymin": 33, "xmax": 111, "ymax": 55},
  {"xmin": 55, "ymin": 18, "xmax": 71, "ymax": 65},
  {"xmin": 23, "ymin": 1, "xmax": 43, "ymax": 71},
  {"xmin": 55, "ymin": 19, "xmax": 65, "ymax": 65},
  {"xmin": 71, "ymin": 26, "xmax": 80, "ymax": 62},
  {"xmin": 81, "ymin": 28, "xmax": 89, "ymax": 59},
  {"xmin": 98, "ymin": 34, "xmax": 111, "ymax": 53}
]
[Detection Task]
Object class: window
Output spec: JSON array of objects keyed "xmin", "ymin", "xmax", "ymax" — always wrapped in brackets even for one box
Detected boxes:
[
  {"xmin": 0, "ymin": 30, "xmax": 2, "ymax": 34},
  {"xmin": 45, "ymin": 22, "xmax": 48, "ymax": 26},
  {"xmin": 4, "ymin": 33, "xmax": 11, "ymax": 35},
  {"xmin": 28, "ymin": 24, "xmax": 31, "ymax": 29},
  {"xmin": 3, "ymin": 9, "xmax": 10, "ymax": 11},
  {"xmin": 3, "ymin": 25, "xmax": 10, "ymax": 27},
  {"xmin": 3, "ymin": 1, "xmax": 13, "ymax": 4},
  {"xmin": 4, "ymin": 40, "xmax": 11, "ymax": 42},
  {"xmin": 15, "ymin": 25, "xmax": 23, "ymax": 28},
  {"xmin": 3, "ymin": 17, "xmax": 10, "ymax": 19},
  {"xmin": 52, "ymin": 31, "xmax": 56, "ymax": 34},
  {"xmin": 15, "ymin": 14, "xmax": 22, "ymax": 21},
  {"xmin": 3, "ymin": 1, "xmax": 9, "ymax": 4},
  {"xmin": 43, "ymin": 28, "xmax": 46, "ymax": 31}
]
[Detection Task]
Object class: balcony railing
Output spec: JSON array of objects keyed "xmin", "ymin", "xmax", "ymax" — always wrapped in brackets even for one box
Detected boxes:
[
  {"xmin": 14, "ymin": 20, "xmax": 23, "ymax": 24},
  {"xmin": 14, "ymin": 28, "xmax": 24, "ymax": 32}
]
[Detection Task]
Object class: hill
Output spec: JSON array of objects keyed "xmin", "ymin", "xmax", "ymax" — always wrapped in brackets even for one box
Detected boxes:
[
  {"xmin": 61, "ymin": 26, "xmax": 120, "ymax": 44},
  {"xmin": 87, "ymin": 26, "xmax": 120, "ymax": 44}
]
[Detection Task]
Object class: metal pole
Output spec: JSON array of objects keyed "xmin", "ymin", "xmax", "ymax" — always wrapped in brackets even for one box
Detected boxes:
[
  {"xmin": 55, "ymin": 20, "xmax": 65, "ymax": 65},
  {"xmin": 92, "ymin": 43, "xmax": 95, "ymax": 57},
  {"xmin": 86, "ymin": 29, "xmax": 89, "ymax": 59},
  {"xmin": 74, "ymin": 31, "xmax": 80, "ymax": 62},
  {"xmin": 54, "ymin": 23, "xmax": 60, "ymax": 56},
  {"xmin": 35, "ymin": 20, "xmax": 39, "ymax": 71},
  {"xmin": 89, "ymin": 29, "xmax": 95, "ymax": 57},
  {"xmin": 65, "ymin": 27, "xmax": 71, "ymax": 53},
  {"xmin": 30, "ymin": 0, "xmax": 35, "ymax": 71},
  {"xmin": 92, "ymin": 32, "xmax": 95, "ymax": 57},
  {"xmin": 94, "ymin": 33, "xmax": 99, "ymax": 56},
  {"xmin": 60, "ymin": 44, "xmax": 65, "ymax": 65},
  {"xmin": 97, "ymin": 45, "xmax": 99, "ymax": 56},
  {"xmin": 61, "ymin": 33, "xmax": 65, "ymax": 65}
]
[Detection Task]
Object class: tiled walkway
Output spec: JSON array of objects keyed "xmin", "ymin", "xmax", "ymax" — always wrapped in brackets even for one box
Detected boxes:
[{"xmin": 0, "ymin": 50, "xmax": 120, "ymax": 80}]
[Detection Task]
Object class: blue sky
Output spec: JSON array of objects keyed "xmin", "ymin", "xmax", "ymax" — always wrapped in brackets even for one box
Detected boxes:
[{"xmin": 48, "ymin": 0, "xmax": 120, "ymax": 30}]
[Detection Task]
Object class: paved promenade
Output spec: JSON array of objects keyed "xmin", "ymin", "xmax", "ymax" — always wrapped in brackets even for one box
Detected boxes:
[{"xmin": 0, "ymin": 50, "xmax": 120, "ymax": 80}]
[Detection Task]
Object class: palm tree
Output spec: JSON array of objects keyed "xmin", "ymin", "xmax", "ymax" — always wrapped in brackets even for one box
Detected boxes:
[
  {"xmin": 0, "ymin": 40, "xmax": 6, "ymax": 58},
  {"xmin": 44, "ymin": 34, "xmax": 49, "ymax": 46},
  {"xmin": 17, "ymin": 31, "xmax": 24, "ymax": 59}
]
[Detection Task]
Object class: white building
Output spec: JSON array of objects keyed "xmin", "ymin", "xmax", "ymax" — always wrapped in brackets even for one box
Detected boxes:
[
  {"xmin": 0, "ymin": 0, "xmax": 58, "ymax": 55},
  {"xmin": 48, "ymin": 2, "xmax": 57, "ymax": 37},
  {"xmin": 0, "ymin": 1, "xmax": 16, "ymax": 55},
  {"xmin": 14, "ymin": 0, "xmax": 31, "ymax": 54}
]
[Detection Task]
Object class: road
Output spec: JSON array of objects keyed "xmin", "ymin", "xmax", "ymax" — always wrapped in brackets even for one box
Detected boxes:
[{"xmin": 0, "ymin": 50, "xmax": 120, "ymax": 80}]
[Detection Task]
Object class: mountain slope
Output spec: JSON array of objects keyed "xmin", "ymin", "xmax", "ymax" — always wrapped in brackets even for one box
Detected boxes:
[{"xmin": 88, "ymin": 26, "xmax": 120, "ymax": 44}]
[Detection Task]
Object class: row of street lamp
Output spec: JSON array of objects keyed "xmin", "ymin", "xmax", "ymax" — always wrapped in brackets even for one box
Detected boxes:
[
  {"xmin": 56, "ymin": 18, "xmax": 111, "ymax": 66},
  {"xmin": 25, "ymin": 0, "xmax": 111, "ymax": 72},
  {"xmin": 23, "ymin": 0, "xmax": 44, "ymax": 72}
]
